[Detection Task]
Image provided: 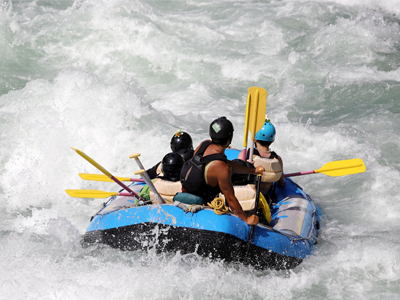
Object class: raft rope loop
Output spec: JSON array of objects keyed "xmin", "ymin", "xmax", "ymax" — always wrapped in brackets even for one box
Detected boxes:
[
  {"xmin": 207, "ymin": 197, "xmax": 229, "ymax": 215},
  {"xmin": 188, "ymin": 205, "xmax": 204, "ymax": 214},
  {"xmin": 174, "ymin": 201, "xmax": 204, "ymax": 215}
]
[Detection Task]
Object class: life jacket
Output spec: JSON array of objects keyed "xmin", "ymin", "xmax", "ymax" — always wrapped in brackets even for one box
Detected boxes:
[
  {"xmin": 247, "ymin": 148, "xmax": 283, "ymax": 195},
  {"xmin": 253, "ymin": 155, "xmax": 282, "ymax": 183},
  {"xmin": 180, "ymin": 141, "xmax": 228, "ymax": 203},
  {"xmin": 149, "ymin": 178, "xmax": 182, "ymax": 204},
  {"xmin": 231, "ymin": 184, "xmax": 257, "ymax": 211},
  {"xmin": 219, "ymin": 184, "xmax": 271, "ymax": 223}
]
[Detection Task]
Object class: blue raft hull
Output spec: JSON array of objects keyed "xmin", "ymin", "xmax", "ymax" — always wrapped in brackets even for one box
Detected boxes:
[{"xmin": 84, "ymin": 150, "xmax": 322, "ymax": 270}]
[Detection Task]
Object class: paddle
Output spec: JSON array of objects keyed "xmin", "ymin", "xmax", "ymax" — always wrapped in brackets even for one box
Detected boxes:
[
  {"xmin": 245, "ymin": 174, "xmax": 262, "ymax": 259},
  {"xmin": 70, "ymin": 147, "xmax": 144, "ymax": 201},
  {"xmin": 242, "ymin": 92, "xmax": 251, "ymax": 160},
  {"xmin": 129, "ymin": 153, "xmax": 152, "ymax": 184},
  {"xmin": 134, "ymin": 169, "xmax": 165, "ymax": 204},
  {"xmin": 130, "ymin": 153, "xmax": 165, "ymax": 204},
  {"xmin": 242, "ymin": 87, "xmax": 267, "ymax": 161},
  {"xmin": 79, "ymin": 173, "xmax": 145, "ymax": 183},
  {"xmin": 284, "ymin": 158, "xmax": 366, "ymax": 178},
  {"xmin": 65, "ymin": 189, "xmax": 133, "ymax": 199}
]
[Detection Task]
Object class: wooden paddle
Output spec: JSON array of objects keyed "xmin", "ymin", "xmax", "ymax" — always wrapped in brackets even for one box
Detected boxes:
[{"xmin": 284, "ymin": 158, "xmax": 366, "ymax": 178}]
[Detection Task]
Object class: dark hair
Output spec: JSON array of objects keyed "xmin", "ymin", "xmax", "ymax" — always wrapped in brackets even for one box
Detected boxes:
[
  {"xmin": 256, "ymin": 140, "xmax": 272, "ymax": 148},
  {"xmin": 211, "ymin": 137, "xmax": 230, "ymax": 147}
]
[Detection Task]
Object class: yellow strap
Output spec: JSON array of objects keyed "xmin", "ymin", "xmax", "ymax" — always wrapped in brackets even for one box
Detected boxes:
[
  {"xmin": 258, "ymin": 193, "xmax": 272, "ymax": 223},
  {"xmin": 207, "ymin": 197, "xmax": 229, "ymax": 215}
]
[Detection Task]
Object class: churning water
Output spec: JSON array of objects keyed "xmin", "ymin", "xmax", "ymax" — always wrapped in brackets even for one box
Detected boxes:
[{"xmin": 1, "ymin": 0, "xmax": 400, "ymax": 299}]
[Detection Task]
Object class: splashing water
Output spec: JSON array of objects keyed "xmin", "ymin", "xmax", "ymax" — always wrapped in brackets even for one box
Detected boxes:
[{"xmin": 1, "ymin": 0, "xmax": 400, "ymax": 299}]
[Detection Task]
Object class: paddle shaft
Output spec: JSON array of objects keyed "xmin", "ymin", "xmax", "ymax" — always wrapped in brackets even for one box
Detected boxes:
[
  {"xmin": 110, "ymin": 176, "xmax": 142, "ymax": 200},
  {"xmin": 135, "ymin": 170, "xmax": 165, "ymax": 204},
  {"xmin": 118, "ymin": 192, "xmax": 134, "ymax": 197},
  {"xmin": 284, "ymin": 170, "xmax": 314, "ymax": 177},
  {"xmin": 130, "ymin": 154, "xmax": 165, "ymax": 204},
  {"xmin": 129, "ymin": 154, "xmax": 152, "ymax": 183},
  {"xmin": 245, "ymin": 175, "xmax": 262, "ymax": 258}
]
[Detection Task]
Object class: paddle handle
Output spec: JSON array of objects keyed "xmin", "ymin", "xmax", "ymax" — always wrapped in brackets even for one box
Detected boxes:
[{"xmin": 284, "ymin": 170, "xmax": 315, "ymax": 177}]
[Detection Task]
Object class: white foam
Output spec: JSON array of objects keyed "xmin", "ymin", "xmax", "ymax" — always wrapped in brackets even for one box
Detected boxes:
[{"xmin": 1, "ymin": 0, "xmax": 400, "ymax": 298}]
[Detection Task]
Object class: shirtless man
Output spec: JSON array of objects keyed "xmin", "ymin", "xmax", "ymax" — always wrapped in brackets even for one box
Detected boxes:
[{"xmin": 180, "ymin": 117, "xmax": 265, "ymax": 226}]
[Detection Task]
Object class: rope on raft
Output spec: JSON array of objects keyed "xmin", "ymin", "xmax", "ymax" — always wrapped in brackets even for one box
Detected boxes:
[{"xmin": 207, "ymin": 197, "xmax": 229, "ymax": 215}]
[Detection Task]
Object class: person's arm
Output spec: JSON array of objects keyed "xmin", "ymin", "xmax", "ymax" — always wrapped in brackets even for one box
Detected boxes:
[
  {"xmin": 228, "ymin": 160, "xmax": 264, "ymax": 175},
  {"xmin": 146, "ymin": 162, "xmax": 161, "ymax": 179},
  {"xmin": 210, "ymin": 162, "xmax": 258, "ymax": 225}
]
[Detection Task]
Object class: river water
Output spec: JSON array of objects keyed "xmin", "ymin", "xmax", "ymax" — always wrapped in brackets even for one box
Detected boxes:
[{"xmin": 1, "ymin": 0, "xmax": 400, "ymax": 299}]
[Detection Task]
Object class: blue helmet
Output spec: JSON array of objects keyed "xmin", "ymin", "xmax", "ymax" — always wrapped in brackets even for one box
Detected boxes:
[{"xmin": 255, "ymin": 118, "xmax": 276, "ymax": 142}]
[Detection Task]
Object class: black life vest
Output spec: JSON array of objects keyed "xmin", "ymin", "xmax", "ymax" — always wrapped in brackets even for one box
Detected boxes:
[
  {"xmin": 247, "ymin": 148, "xmax": 279, "ymax": 160},
  {"xmin": 180, "ymin": 141, "xmax": 228, "ymax": 203}
]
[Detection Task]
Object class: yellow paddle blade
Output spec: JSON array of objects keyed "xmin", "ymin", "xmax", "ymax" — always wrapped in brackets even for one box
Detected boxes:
[
  {"xmin": 243, "ymin": 92, "xmax": 252, "ymax": 147},
  {"xmin": 248, "ymin": 87, "xmax": 267, "ymax": 140},
  {"xmin": 250, "ymin": 88, "xmax": 260, "ymax": 140},
  {"xmin": 71, "ymin": 148, "xmax": 112, "ymax": 178},
  {"xmin": 316, "ymin": 158, "xmax": 366, "ymax": 177},
  {"xmin": 79, "ymin": 173, "xmax": 131, "ymax": 182},
  {"xmin": 65, "ymin": 189, "xmax": 118, "ymax": 198}
]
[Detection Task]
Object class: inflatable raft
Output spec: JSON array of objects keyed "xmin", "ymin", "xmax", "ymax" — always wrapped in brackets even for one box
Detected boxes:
[{"xmin": 83, "ymin": 149, "xmax": 322, "ymax": 270}]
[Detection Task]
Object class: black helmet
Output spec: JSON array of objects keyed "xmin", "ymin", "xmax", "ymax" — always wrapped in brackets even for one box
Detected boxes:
[
  {"xmin": 161, "ymin": 152, "xmax": 184, "ymax": 181},
  {"xmin": 231, "ymin": 159, "xmax": 256, "ymax": 185},
  {"xmin": 170, "ymin": 129, "xmax": 193, "ymax": 152},
  {"xmin": 176, "ymin": 148, "xmax": 194, "ymax": 162},
  {"xmin": 209, "ymin": 117, "xmax": 234, "ymax": 142}
]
